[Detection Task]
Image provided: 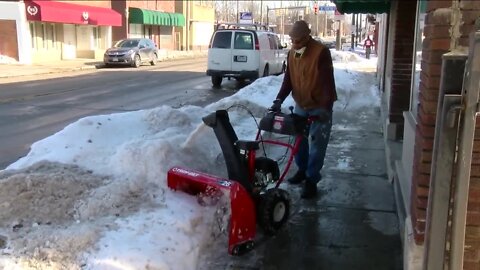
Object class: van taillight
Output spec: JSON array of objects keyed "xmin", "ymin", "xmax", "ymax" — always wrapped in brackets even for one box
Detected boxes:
[{"xmin": 255, "ymin": 39, "xmax": 259, "ymax": 50}]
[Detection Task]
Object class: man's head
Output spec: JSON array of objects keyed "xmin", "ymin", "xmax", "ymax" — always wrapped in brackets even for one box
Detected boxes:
[{"xmin": 289, "ymin": 20, "xmax": 311, "ymax": 50}]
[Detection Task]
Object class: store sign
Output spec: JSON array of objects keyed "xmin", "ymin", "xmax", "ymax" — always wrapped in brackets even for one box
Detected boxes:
[
  {"xmin": 27, "ymin": 5, "xmax": 38, "ymax": 16},
  {"xmin": 82, "ymin": 11, "xmax": 89, "ymax": 23}
]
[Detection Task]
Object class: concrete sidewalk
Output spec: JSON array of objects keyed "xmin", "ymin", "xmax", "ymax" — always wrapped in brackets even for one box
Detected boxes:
[
  {"xmin": 200, "ymin": 95, "xmax": 403, "ymax": 269},
  {"xmin": 0, "ymin": 50, "xmax": 208, "ymax": 79}
]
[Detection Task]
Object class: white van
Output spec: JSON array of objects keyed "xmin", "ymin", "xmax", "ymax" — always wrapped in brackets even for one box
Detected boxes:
[{"xmin": 206, "ymin": 26, "xmax": 287, "ymax": 87}]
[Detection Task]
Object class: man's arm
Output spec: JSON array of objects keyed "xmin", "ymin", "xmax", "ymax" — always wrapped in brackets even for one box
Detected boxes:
[{"xmin": 276, "ymin": 65, "xmax": 292, "ymax": 102}]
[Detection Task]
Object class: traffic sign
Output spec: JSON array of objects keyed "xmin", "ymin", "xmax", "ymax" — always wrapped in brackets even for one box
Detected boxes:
[{"xmin": 319, "ymin": 6, "xmax": 336, "ymax": 11}]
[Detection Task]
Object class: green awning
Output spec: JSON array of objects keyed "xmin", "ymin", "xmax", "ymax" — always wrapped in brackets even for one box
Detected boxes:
[
  {"xmin": 129, "ymin": 7, "xmax": 185, "ymax": 26},
  {"xmin": 169, "ymin": 13, "xmax": 185, "ymax": 27},
  {"xmin": 332, "ymin": 0, "xmax": 391, "ymax": 14}
]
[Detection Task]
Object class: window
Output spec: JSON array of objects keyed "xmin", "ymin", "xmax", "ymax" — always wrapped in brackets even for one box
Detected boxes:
[
  {"xmin": 29, "ymin": 22, "xmax": 36, "ymax": 49},
  {"xmin": 29, "ymin": 22, "xmax": 57, "ymax": 50},
  {"xmin": 211, "ymin": 31, "xmax": 232, "ymax": 49},
  {"xmin": 146, "ymin": 39, "xmax": 155, "ymax": 48},
  {"xmin": 45, "ymin": 23, "xmax": 56, "ymax": 49},
  {"xmin": 93, "ymin": 27, "xmax": 99, "ymax": 48},
  {"xmin": 234, "ymin": 32, "xmax": 253, "ymax": 50},
  {"xmin": 410, "ymin": 0, "xmax": 426, "ymax": 119},
  {"xmin": 267, "ymin": 35, "xmax": 277, "ymax": 50},
  {"xmin": 129, "ymin": 24, "xmax": 144, "ymax": 39}
]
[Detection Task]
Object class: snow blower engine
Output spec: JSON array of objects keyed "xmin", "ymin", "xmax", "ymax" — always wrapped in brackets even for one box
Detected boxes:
[{"xmin": 167, "ymin": 108, "xmax": 308, "ymax": 255}]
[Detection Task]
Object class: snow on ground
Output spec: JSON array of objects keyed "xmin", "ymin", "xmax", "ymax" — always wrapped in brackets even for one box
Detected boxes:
[
  {"xmin": 0, "ymin": 50, "xmax": 379, "ymax": 269},
  {"xmin": 0, "ymin": 55, "xmax": 18, "ymax": 65}
]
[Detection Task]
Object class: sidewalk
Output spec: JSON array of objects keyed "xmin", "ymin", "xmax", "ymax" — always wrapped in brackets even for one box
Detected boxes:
[
  {"xmin": 0, "ymin": 50, "xmax": 208, "ymax": 79},
  {"xmin": 200, "ymin": 96, "xmax": 403, "ymax": 269}
]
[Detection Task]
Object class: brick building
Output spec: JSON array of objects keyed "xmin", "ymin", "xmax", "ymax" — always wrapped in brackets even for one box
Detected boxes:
[
  {"xmin": 334, "ymin": 0, "xmax": 480, "ymax": 269},
  {"xmin": 0, "ymin": 0, "xmax": 214, "ymax": 64}
]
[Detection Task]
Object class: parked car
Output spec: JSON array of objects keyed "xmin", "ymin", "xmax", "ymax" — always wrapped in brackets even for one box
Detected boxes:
[
  {"xmin": 207, "ymin": 25, "xmax": 287, "ymax": 87},
  {"xmin": 104, "ymin": 38, "xmax": 158, "ymax": 68}
]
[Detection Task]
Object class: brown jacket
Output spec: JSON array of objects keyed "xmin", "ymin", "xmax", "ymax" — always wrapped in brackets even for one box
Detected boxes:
[{"xmin": 276, "ymin": 37, "xmax": 337, "ymax": 111}]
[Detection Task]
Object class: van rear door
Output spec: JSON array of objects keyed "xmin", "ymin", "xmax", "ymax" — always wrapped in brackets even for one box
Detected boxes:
[
  {"xmin": 208, "ymin": 31, "xmax": 233, "ymax": 71},
  {"xmin": 231, "ymin": 31, "xmax": 258, "ymax": 73}
]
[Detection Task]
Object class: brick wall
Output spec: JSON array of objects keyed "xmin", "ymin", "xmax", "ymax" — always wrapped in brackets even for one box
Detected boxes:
[
  {"xmin": 128, "ymin": 1, "xmax": 175, "ymax": 13},
  {"xmin": 0, "ymin": 20, "xmax": 18, "ymax": 61},
  {"xmin": 411, "ymin": 2, "xmax": 480, "ymax": 262},
  {"xmin": 388, "ymin": 1, "xmax": 416, "ymax": 129},
  {"xmin": 410, "ymin": 0, "xmax": 453, "ymax": 244}
]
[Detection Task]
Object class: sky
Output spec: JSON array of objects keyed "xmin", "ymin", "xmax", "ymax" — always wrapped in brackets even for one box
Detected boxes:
[{"xmin": 0, "ymin": 49, "xmax": 379, "ymax": 270}]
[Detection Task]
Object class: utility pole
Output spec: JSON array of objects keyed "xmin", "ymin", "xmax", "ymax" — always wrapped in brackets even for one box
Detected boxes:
[
  {"xmin": 355, "ymin": 14, "xmax": 360, "ymax": 46},
  {"xmin": 280, "ymin": 1, "xmax": 284, "ymax": 40},
  {"xmin": 236, "ymin": 0, "xmax": 239, "ymax": 23},
  {"xmin": 260, "ymin": 0, "xmax": 263, "ymax": 24},
  {"xmin": 351, "ymin": 13, "xmax": 355, "ymax": 50}
]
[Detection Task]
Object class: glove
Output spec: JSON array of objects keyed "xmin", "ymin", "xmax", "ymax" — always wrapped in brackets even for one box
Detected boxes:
[{"xmin": 268, "ymin": 99, "xmax": 282, "ymax": 112}]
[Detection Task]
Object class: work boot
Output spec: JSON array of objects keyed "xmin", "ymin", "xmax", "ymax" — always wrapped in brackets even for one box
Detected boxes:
[
  {"xmin": 287, "ymin": 170, "xmax": 306, "ymax": 184},
  {"xmin": 301, "ymin": 180, "xmax": 318, "ymax": 199}
]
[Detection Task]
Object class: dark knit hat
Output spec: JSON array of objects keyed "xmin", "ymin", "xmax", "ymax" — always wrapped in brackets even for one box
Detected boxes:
[{"xmin": 289, "ymin": 20, "xmax": 311, "ymax": 38}]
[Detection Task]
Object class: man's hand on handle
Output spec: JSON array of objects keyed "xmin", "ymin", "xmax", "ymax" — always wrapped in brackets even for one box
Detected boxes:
[{"xmin": 269, "ymin": 99, "xmax": 282, "ymax": 112}]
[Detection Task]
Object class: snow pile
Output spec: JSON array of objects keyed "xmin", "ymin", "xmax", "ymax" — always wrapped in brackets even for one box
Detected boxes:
[{"xmin": 0, "ymin": 50, "xmax": 380, "ymax": 269}]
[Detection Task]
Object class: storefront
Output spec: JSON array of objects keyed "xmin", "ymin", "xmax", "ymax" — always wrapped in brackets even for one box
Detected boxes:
[
  {"xmin": 0, "ymin": 1, "xmax": 31, "ymax": 63},
  {"xmin": 24, "ymin": 0, "xmax": 121, "ymax": 62},
  {"xmin": 128, "ymin": 7, "xmax": 185, "ymax": 50}
]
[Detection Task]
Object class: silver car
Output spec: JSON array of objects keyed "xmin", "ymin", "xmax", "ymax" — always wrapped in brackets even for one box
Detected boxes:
[{"xmin": 104, "ymin": 38, "xmax": 158, "ymax": 68}]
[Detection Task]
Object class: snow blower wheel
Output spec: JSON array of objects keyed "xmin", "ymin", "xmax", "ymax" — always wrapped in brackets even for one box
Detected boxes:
[{"xmin": 257, "ymin": 188, "xmax": 290, "ymax": 235}]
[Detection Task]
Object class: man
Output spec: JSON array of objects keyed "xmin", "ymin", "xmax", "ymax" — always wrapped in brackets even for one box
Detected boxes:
[
  {"xmin": 363, "ymin": 36, "xmax": 374, "ymax": 59},
  {"xmin": 269, "ymin": 20, "xmax": 337, "ymax": 199}
]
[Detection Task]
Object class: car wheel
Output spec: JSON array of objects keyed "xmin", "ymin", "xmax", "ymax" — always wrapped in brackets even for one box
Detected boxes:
[
  {"xmin": 132, "ymin": 54, "xmax": 141, "ymax": 68},
  {"xmin": 263, "ymin": 65, "xmax": 269, "ymax": 77},
  {"xmin": 211, "ymin": 76, "xmax": 222, "ymax": 87},
  {"xmin": 150, "ymin": 53, "xmax": 157, "ymax": 66},
  {"xmin": 104, "ymin": 63, "xmax": 111, "ymax": 68}
]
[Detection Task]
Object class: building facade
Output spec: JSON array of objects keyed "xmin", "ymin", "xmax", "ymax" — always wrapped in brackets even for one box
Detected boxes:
[
  {"xmin": 175, "ymin": 0, "xmax": 215, "ymax": 51},
  {"xmin": 335, "ymin": 0, "xmax": 480, "ymax": 269},
  {"xmin": 0, "ymin": 0, "xmax": 213, "ymax": 64},
  {"xmin": 111, "ymin": 0, "xmax": 185, "ymax": 52}
]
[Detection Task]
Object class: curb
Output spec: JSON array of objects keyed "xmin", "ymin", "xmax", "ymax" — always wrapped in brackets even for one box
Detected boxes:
[{"xmin": 0, "ymin": 53, "xmax": 208, "ymax": 79}]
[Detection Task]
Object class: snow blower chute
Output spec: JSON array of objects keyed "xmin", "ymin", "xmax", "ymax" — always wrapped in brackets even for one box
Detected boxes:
[{"xmin": 167, "ymin": 109, "xmax": 309, "ymax": 255}]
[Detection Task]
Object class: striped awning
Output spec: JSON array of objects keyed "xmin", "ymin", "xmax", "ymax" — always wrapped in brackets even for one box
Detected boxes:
[{"xmin": 129, "ymin": 8, "xmax": 185, "ymax": 26}]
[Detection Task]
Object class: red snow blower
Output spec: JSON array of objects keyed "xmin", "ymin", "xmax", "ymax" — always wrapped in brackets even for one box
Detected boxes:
[{"xmin": 167, "ymin": 108, "xmax": 310, "ymax": 255}]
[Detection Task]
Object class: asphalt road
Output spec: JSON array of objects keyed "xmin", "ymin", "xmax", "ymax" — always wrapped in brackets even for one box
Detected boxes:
[{"xmin": 0, "ymin": 57, "xmax": 245, "ymax": 169}]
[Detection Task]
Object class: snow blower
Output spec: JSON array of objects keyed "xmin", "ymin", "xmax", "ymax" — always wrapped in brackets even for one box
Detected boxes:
[{"xmin": 167, "ymin": 108, "xmax": 309, "ymax": 255}]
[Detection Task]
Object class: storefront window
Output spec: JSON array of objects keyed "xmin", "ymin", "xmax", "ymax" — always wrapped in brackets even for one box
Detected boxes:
[
  {"xmin": 410, "ymin": 0, "xmax": 426, "ymax": 119},
  {"xmin": 29, "ymin": 22, "xmax": 57, "ymax": 50},
  {"xmin": 129, "ymin": 24, "xmax": 144, "ymax": 38},
  {"xmin": 29, "ymin": 22, "xmax": 36, "ymax": 49}
]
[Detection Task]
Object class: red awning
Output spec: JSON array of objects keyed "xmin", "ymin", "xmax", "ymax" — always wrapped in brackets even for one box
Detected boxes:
[{"xmin": 25, "ymin": 0, "xmax": 122, "ymax": 26}]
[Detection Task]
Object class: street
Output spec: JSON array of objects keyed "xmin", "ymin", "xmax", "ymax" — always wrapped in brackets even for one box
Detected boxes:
[{"xmin": 0, "ymin": 57, "xmax": 243, "ymax": 169}]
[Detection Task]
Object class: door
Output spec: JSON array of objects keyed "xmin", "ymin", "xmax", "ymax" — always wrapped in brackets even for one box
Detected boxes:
[
  {"xmin": 266, "ymin": 34, "xmax": 279, "ymax": 74},
  {"xmin": 62, "ymin": 24, "xmax": 76, "ymax": 59},
  {"xmin": 207, "ymin": 31, "xmax": 233, "ymax": 72},
  {"xmin": 138, "ymin": 39, "xmax": 147, "ymax": 60},
  {"xmin": 232, "ymin": 31, "xmax": 257, "ymax": 73}
]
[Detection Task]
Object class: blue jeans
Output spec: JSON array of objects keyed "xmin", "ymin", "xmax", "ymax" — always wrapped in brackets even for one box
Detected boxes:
[{"xmin": 294, "ymin": 105, "xmax": 332, "ymax": 184}]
